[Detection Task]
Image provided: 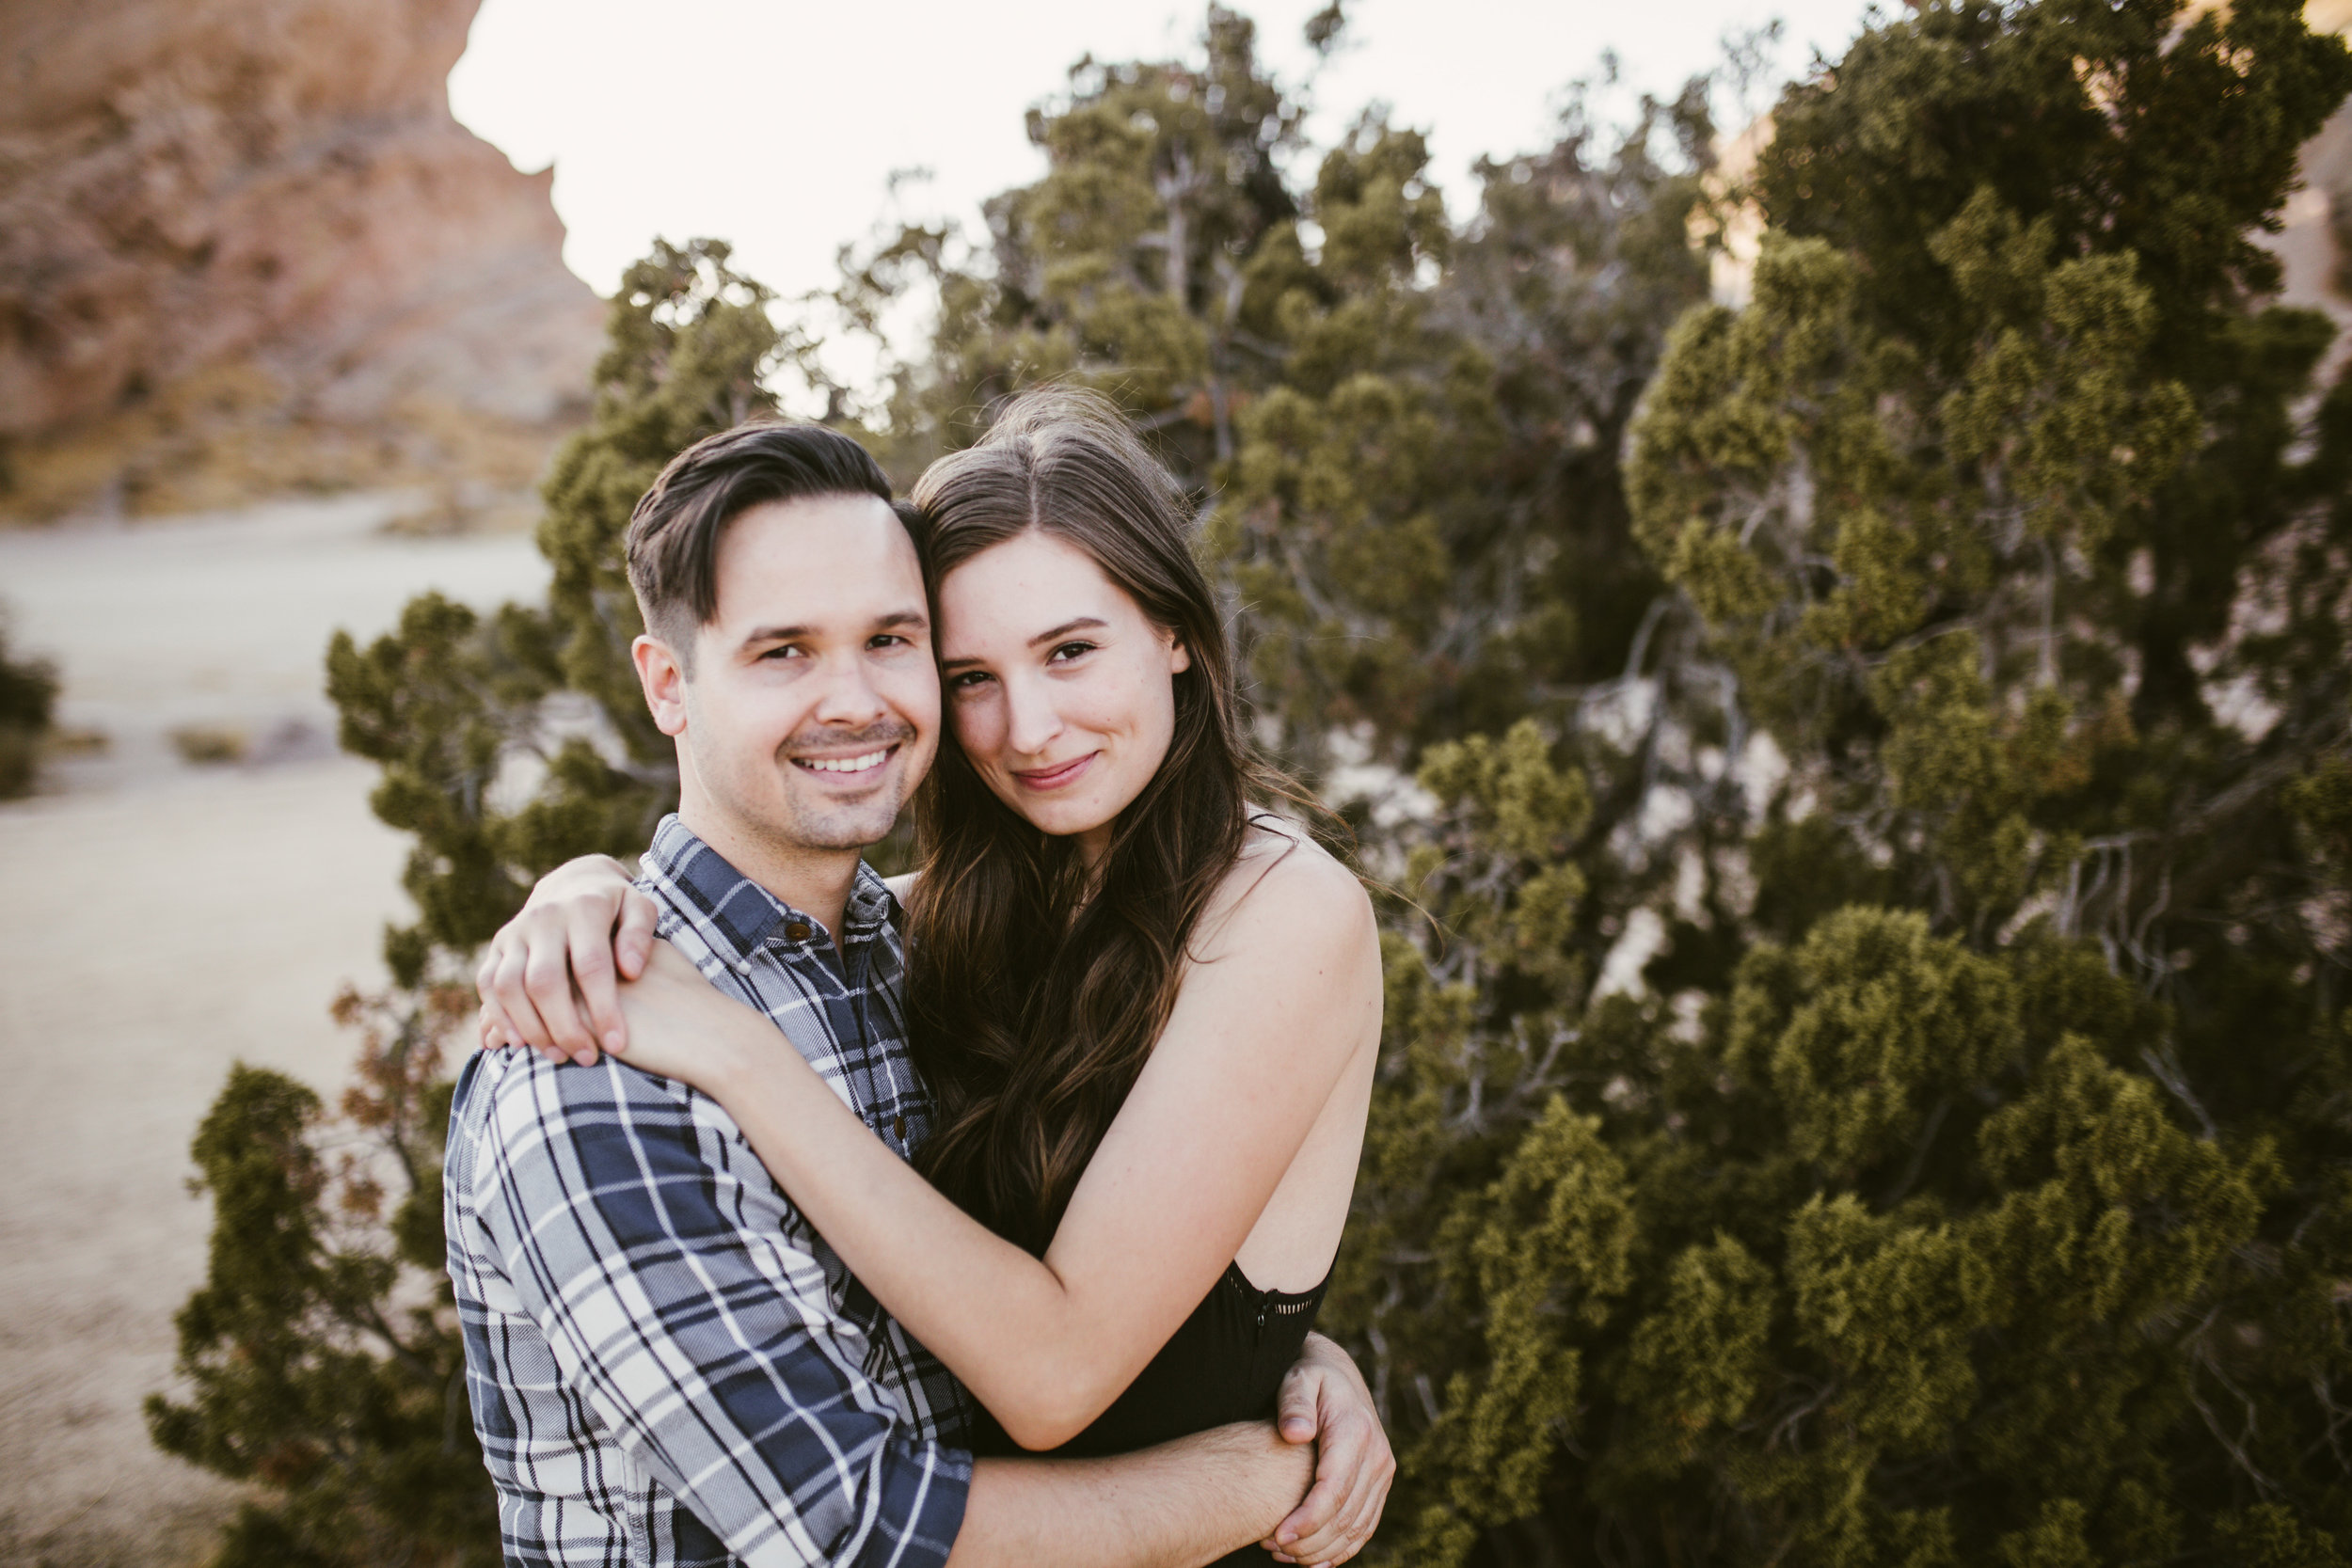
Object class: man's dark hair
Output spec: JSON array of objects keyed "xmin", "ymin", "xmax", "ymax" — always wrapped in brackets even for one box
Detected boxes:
[{"xmin": 625, "ymin": 420, "xmax": 895, "ymax": 663}]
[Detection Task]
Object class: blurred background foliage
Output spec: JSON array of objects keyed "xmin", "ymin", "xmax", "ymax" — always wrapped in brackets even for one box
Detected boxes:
[
  {"xmin": 157, "ymin": 0, "xmax": 2352, "ymax": 1562},
  {"xmin": 0, "ymin": 618, "xmax": 58, "ymax": 799}
]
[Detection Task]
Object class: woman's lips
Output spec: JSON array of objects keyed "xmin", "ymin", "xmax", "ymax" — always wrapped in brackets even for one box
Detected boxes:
[{"xmin": 1011, "ymin": 752, "xmax": 1098, "ymax": 791}]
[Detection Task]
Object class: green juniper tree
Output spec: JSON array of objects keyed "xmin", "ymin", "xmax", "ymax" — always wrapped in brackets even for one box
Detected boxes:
[
  {"xmin": 144, "ymin": 985, "xmax": 497, "ymax": 1568},
  {"xmin": 1337, "ymin": 1, "xmax": 2352, "ymax": 1562},
  {"xmin": 834, "ymin": 4, "xmax": 1328, "ymax": 488},
  {"xmin": 1213, "ymin": 67, "xmax": 1723, "ymax": 776},
  {"xmin": 826, "ymin": 5, "xmax": 1725, "ymax": 788}
]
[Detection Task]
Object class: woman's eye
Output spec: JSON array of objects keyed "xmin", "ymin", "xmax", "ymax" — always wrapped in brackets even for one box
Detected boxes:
[
  {"xmin": 946, "ymin": 671, "xmax": 993, "ymax": 691},
  {"xmin": 1048, "ymin": 641, "xmax": 1097, "ymax": 663}
]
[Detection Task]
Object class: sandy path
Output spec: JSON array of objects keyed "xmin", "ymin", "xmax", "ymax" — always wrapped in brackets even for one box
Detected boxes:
[{"xmin": 0, "ymin": 495, "xmax": 547, "ymax": 1565}]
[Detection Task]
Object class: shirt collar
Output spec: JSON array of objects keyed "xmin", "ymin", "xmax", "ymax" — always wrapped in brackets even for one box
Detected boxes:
[
  {"xmin": 840, "ymin": 862, "xmax": 897, "ymax": 941},
  {"xmin": 641, "ymin": 814, "xmax": 894, "ymax": 961}
]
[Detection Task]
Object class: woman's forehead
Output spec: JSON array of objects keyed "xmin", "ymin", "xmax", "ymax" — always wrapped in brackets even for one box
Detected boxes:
[{"xmin": 938, "ymin": 531, "xmax": 1143, "ymax": 647}]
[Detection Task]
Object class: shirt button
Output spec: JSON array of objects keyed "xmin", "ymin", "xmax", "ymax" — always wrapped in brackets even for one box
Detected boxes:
[
  {"xmin": 893, "ymin": 1115, "xmax": 906, "ymax": 1141},
  {"xmin": 786, "ymin": 922, "xmax": 812, "ymax": 942}
]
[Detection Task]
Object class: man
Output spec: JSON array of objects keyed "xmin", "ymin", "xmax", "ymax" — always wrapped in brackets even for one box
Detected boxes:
[{"xmin": 452, "ymin": 420, "xmax": 1387, "ymax": 1568}]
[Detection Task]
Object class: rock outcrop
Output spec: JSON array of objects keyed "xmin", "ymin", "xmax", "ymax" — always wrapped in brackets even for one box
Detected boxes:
[{"xmin": 0, "ymin": 0, "xmax": 601, "ymax": 514}]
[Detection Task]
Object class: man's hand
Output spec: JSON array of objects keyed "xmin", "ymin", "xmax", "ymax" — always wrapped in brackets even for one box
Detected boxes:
[
  {"xmin": 955, "ymin": 1422, "xmax": 1314, "ymax": 1568},
  {"xmin": 1263, "ymin": 1331, "xmax": 1392, "ymax": 1565},
  {"xmin": 476, "ymin": 853, "xmax": 659, "ymax": 1067}
]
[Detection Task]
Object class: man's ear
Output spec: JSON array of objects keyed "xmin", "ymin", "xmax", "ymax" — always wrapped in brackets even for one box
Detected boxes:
[{"xmin": 633, "ymin": 634, "xmax": 691, "ymax": 736}]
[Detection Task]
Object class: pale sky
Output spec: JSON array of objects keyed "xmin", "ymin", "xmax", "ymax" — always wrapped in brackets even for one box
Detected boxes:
[{"xmin": 449, "ymin": 0, "xmax": 1883, "ymax": 309}]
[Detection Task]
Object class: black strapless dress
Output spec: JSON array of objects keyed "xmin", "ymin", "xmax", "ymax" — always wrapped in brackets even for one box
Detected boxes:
[{"xmin": 971, "ymin": 1260, "xmax": 1333, "ymax": 1565}]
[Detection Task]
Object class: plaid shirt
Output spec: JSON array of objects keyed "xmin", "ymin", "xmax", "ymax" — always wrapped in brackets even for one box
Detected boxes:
[{"xmin": 446, "ymin": 816, "xmax": 972, "ymax": 1568}]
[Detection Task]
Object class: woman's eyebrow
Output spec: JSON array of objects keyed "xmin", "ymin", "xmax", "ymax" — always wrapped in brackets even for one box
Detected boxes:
[
  {"xmin": 938, "ymin": 615, "xmax": 1112, "ymax": 673},
  {"xmin": 1028, "ymin": 616, "xmax": 1108, "ymax": 648}
]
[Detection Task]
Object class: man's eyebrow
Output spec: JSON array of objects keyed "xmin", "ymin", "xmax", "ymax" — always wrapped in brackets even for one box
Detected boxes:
[
  {"xmin": 739, "ymin": 609, "xmax": 929, "ymax": 647},
  {"xmin": 739, "ymin": 624, "xmax": 814, "ymax": 646}
]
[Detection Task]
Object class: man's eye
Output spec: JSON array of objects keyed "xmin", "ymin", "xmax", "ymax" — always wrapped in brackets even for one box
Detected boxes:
[
  {"xmin": 1049, "ymin": 641, "xmax": 1097, "ymax": 662},
  {"xmin": 759, "ymin": 645, "xmax": 806, "ymax": 660}
]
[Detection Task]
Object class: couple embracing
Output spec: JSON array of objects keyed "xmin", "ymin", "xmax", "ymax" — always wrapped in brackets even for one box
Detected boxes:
[{"xmin": 449, "ymin": 388, "xmax": 1393, "ymax": 1568}]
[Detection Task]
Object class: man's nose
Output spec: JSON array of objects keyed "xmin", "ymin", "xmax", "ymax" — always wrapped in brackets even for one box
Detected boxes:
[{"xmin": 809, "ymin": 654, "xmax": 889, "ymax": 726}]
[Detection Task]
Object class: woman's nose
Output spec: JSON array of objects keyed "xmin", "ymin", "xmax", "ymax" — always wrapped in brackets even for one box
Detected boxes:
[{"xmin": 1002, "ymin": 675, "xmax": 1065, "ymax": 756}]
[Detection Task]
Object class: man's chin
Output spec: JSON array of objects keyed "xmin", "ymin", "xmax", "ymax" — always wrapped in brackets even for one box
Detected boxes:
[
  {"xmin": 791, "ymin": 823, "xmax": 898, "ymax": 852},
  {"xmin": 782, "ymin": 792, "xmax": 907, "ymax": 852}
]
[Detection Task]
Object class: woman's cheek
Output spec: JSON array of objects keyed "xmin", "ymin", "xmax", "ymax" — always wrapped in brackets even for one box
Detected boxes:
[{"xmin": 950, "ymin": 692, "xmax": 1005, "ymax": 771}]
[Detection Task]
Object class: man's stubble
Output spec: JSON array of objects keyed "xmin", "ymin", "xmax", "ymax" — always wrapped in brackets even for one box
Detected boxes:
[{"xmin": 688, "ymin": 712, "xmax": 922, "ymax": 858}]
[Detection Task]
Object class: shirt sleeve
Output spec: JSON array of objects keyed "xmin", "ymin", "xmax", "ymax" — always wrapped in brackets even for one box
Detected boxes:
[{"xmin": 469, "ymin": 1051, "xmax": 971, "ymax": 1568}]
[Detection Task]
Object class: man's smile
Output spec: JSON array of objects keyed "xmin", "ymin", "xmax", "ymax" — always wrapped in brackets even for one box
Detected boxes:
[{"xmin": 791, "ymin": 745, "xmax": 898, "ymax": 776}]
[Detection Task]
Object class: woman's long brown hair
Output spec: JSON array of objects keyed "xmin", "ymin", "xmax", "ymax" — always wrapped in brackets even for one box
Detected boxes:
[{"xmin": 902, "ymin": 388, "xmax": 1292, "ymax": 1255}]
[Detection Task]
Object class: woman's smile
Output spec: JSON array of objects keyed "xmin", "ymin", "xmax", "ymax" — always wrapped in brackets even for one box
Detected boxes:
[{"xmin": 1010, "ymin": 752, "xmax": 1099, "ymax": 791}]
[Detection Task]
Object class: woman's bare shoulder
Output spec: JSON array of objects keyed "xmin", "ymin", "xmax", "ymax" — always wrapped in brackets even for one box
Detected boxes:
[{"xmin": 1201, "ymin": 817, "xmax": 1375, "ymax": 956}]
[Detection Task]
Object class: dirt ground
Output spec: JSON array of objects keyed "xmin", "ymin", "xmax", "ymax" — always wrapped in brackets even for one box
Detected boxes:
[{"xmin": 0, "ymin": 495, "xmax": 546, "ymax": 1566}]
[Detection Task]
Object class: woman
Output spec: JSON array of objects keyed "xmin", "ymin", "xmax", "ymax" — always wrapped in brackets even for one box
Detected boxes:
[{"xmin": 478, "ymin": 390, "xmax": 1387, "ymax": 1564}]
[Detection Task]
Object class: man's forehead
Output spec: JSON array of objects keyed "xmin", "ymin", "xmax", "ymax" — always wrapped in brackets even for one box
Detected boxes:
[{"xmin": 711, "ymin": 493, "xmax": 924, "ymax": 625}]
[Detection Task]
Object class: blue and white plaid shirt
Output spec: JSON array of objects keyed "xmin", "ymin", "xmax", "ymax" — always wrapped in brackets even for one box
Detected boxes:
[{"xmin": 446, "ymin": 816, "xmax": 972, "ymax": 1568}]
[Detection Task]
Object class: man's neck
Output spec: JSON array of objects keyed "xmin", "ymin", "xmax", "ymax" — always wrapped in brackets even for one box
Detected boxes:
[{"xmin": 676, "ymin": 802, "xmax": 864, "ymax": 943}]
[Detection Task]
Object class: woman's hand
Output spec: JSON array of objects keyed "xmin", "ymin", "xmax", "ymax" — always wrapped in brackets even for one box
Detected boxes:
[
  {"xmin": 601, "ymin": 941, "xmax": 785, "ymax": 1097},
  {"xmin": 1262, "ymin": 1332, "xmax": 1393, "ymax": 1565},
  {"xmin": 477, "ymin": 853, "xmax": 660, "ymax": 1067}
]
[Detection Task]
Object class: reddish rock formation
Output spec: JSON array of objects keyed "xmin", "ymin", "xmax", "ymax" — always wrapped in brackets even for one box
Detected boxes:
[{"xmin": 0, "ymin": 0, "xmax": 599, "ymax": 459}]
